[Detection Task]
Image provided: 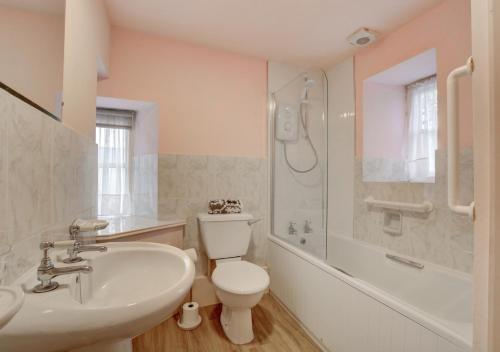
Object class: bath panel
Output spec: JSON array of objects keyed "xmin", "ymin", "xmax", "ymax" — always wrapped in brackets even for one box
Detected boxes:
[{"xmin": 268, "ymin": 235, "xmax": 471, "ymax": 352}]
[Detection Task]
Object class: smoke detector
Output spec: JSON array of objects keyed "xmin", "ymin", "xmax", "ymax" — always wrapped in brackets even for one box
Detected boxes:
[{"xmin": 347, "ymin": 28, "xmax": 378, "ymax": 47}]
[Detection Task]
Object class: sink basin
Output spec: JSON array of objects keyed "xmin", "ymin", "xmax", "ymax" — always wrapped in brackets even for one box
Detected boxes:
[
  {"xmin": 0, "ymin": 242, "xmax": 195, "ymax": 352},
  {"xmin": 0, "ymin": 286, "xmax": 24, "ymax": 330}
]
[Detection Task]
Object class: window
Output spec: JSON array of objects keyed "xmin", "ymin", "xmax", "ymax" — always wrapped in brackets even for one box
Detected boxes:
[
  {"xmin": 406, "ymin": 75, "xmax": 437, "ymax": 182},
  {"xmin": 96, "ymin": 108, "xmax": 135, "ymax": 216}
]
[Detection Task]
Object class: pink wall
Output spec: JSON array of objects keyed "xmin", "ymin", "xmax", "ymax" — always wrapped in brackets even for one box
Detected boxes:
[
  {"xmin": 363, "ymin": 82, "xmax": 407, "ymax": 159},
  {"xmin": 63, "ymin": 0, "xmax": 110, "ymax": 139},
  {"xmin": 355, "ymin": 0, "xmax": 472, "ymax": 158},
  {"xmin": 97, "ymin": 27, "xmax": 268, "ymax": 158},
  {"xmin": 0, "ymin": 5, "xmax": 64, "ymax": 114}
]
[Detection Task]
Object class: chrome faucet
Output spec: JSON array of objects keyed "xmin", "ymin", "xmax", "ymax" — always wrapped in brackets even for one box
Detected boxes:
[
  {"xmin": 288, "ymin": 222, "xmax": 298, "ymax": 235},
  {"xmin": 63, "ymin": 242, "xmax": 107, "ymax": 264},
  {"xmin": 64, "ymin": 218, "xmax": 109, "ymax": 263},
  {"xmin": 304, "ymin": 220, "xmax": 313, "ymax": 234},
  {"xmin": 34, "ymin": 241, "xmax": 93, "ymax": 293}
]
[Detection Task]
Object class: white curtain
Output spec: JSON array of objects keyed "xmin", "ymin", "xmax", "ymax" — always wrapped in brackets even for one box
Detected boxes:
[
  {"xmin": 96, "ymin": 126, "xmax": 131, "ymax": 216},
  {"xmin": 406, "ymin": 76, "xmax": 438, "ymax": 182}
]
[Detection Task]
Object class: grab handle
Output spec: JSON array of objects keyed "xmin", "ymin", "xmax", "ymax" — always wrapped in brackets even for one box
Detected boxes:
[
  {"xmin": 446, "ymin": 57, "xmax": 475, "ymax": 219},
  {"xmin": 386, "ymin": 254, "xmax": 424, "ymax": 270}
]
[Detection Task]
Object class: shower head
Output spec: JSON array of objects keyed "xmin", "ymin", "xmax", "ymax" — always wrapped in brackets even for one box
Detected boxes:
[
  {"xmin": 301, "ymin": 77, "xmax": 315, "ymax": 100},
  {"xmin": 304, "ymin": 78, "xmax": 315, "ymax": 87}
]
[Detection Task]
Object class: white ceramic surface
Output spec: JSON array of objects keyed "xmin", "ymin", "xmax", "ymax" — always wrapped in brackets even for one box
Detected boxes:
[
  {"xmin": 0, "ymin": 286, "xmax": 24, "ymax": 330},
  {"xmin": 212, "ymin": 261, "xmax": 269, "ymax": 295},
  {"xmin": 197, "ymin": 212, "xmax": 253, "ymax": 260},
  {"xmin": 0, "ymin": 242, "xmax": 195, "ymax": 352}
]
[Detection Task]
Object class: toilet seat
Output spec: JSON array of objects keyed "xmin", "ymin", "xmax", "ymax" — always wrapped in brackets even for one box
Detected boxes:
[{"xmin": 212, "ymin": 260, "xmax": 269, "ymax": 295}]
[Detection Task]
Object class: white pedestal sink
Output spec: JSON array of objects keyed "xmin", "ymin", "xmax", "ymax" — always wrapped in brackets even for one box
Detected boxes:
[
  {"xmin": 0, "ymin": 242, "xmax": 195, "ymax": 352},
  {"xmin": 0, "ymin": 286, "xmax": 24, "ymax": 330}
]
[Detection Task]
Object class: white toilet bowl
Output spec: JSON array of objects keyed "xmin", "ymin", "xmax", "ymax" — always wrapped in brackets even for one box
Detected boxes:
[{"xmin": 212, "ymin": 260, "xmax": 269, "ymax": 344}]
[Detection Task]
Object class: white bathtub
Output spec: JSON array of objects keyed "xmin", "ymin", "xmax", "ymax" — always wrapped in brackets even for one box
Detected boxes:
[
  {"xmin": 282, "ymin": 232, "xmax": 326, "ymax": 259},
  {"xmin": 268, "ymin": 234, "xmax": 472, "ymax": 352}
]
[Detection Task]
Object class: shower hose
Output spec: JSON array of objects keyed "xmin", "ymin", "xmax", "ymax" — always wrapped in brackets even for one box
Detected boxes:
[{"xmin": 283, "ymin": 101, "xmax": 319, "ymax": 173}]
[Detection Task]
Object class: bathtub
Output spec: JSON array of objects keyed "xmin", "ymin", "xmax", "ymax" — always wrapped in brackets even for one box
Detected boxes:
[
  {"xmin": 268, "ymin": 234, "xmax": 472, "ymax": 352},
  {"xmin": 282, "ymin": 232, "xmax": 326, "ymax": 259}
]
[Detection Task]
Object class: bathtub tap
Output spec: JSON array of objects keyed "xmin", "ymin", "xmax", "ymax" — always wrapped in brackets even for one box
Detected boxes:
[
  {"xmin": 304, "ymin": 220, "xmax": 313, "ymax": 234},
  {"xmin": 288, "ymin": 222, "xmax": 298, "ymax": 235}
]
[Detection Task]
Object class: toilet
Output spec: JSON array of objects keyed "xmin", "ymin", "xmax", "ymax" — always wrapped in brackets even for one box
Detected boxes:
[{"xmin": 197, "ymin": 213, "xmax": 269, "ymax": 345}]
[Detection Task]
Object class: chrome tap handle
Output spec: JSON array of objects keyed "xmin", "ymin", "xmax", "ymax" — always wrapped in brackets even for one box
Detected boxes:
[
  {"xmin": 304, "ymin": 220, "xmax": 313, "ymax": 234},
  {"xmin": 39, "ymin": 242, "xmax": 55, "ymax": 271},
  {"xmin": 34, "ymin": 240, "xmax": 80, "ymax": 293},
  {"xmin": 39, "ymin": 241, "xmax": 76, "ymax": 269}
]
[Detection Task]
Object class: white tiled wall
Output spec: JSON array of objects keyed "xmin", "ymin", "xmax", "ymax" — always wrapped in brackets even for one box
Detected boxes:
[
  {"xmin": 0, "ymin": 88, "xmax": 97, "ymax": 284},
  {"xmin": 326, "ymin": 57, "xmax": 355, "ymax": 240},
  {"xmin": 268, "ymin": 240, "xmax": 469, "ymax": 352}
]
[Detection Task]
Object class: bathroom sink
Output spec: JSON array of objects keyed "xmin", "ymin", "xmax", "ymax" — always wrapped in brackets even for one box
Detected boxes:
[
  {"xmin": 0, "ymin": 242, "xmax": 195, "ymax": 352},
  {"xmin": 0, "ymin": 286, "xmax": 24, "ymax": 330}
]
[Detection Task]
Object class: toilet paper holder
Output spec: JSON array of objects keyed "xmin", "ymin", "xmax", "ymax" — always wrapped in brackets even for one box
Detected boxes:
[{"xmin": 177, "ymin": 301, "xmax": 202, "ymax": 330}]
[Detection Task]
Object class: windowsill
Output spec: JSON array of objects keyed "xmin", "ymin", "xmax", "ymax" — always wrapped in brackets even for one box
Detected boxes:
[{"xmin": 96, "ymin": 215, "xmax": 186, "ymax": 240}]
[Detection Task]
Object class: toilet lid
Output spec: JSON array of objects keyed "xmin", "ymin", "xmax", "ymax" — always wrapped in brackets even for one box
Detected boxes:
[{"xmin": 212, "ymin": 261, "xmax": 270, "ymax": 295}]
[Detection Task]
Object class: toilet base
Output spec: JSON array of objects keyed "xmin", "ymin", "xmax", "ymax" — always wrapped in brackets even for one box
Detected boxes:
[{"xmin": 220, "ymin": 304, "xmax": 254, "ymax": 345}]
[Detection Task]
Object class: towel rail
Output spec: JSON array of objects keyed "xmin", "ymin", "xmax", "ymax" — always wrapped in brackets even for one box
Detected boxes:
[{"xmin": 364, "ymin": 196, "xmax": 433, "ymax": 213}]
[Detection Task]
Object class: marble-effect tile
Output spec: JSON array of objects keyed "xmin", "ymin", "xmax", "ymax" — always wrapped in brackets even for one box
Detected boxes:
[
  {"xmin": 0, "ymin": 89, "xmax": 97, "ymax": 284},
  {"xmin": 354, "ymin": 148, "xmax": 474, "ymax": 272},
  {"xmin": 157, "ymin": 154, "xmax": 268, "ymax": 274},
  {"xmin": 131, "ymin": 153, "xmax": 158, "ymax": 217}
]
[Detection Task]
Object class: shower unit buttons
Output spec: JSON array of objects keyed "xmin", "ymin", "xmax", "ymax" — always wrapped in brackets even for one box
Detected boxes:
[{"xmin": 275, "ymin": 104, "xmax": 298, "ymax": 142}]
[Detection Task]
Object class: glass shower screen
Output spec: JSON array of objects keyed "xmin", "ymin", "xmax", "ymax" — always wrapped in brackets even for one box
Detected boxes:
[{"xmin": 270, "ymin": 68, "xmax": 328, "ymax": 259}]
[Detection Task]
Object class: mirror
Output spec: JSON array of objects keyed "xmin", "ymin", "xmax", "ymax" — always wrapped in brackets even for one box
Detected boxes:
[
  {"xmin": 0, "ymin": 0, "xmax": 65, "ymax": 119},
  {"xmin": 362, "ymin": 49, "xmax": 437, "ymax": 183}
]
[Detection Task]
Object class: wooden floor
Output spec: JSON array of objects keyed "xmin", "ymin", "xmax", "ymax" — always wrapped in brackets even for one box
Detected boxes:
[{"xmin": 133, "ymin": 294, "xmax": 323, "ymax": 352}]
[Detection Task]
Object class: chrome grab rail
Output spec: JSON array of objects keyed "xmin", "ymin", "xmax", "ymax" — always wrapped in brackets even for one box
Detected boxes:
[{"xmin": 385, "ymin": 254, "xmax": 424, "ymax": 269}]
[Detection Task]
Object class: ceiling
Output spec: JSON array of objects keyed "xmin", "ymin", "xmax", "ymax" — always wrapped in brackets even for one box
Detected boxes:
[
  {"xmin": 0, "ymin": 0, "xmax": 444, "ymax": 67},
  {"xmin": 0, "ymin": 0, "xmax": 64, "ymax": 15},
  {"xmin": 105, "ymin": 0, "xmax": 444, "ymax": 68}
]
